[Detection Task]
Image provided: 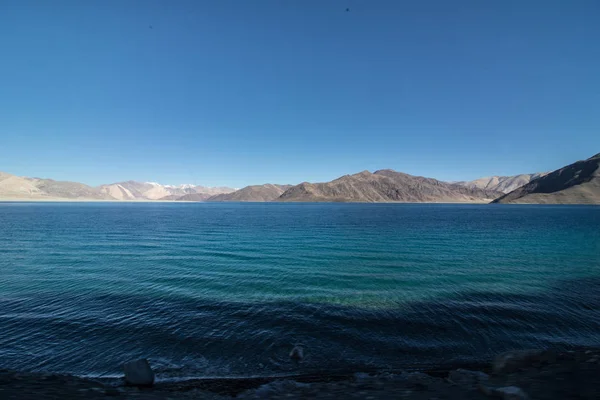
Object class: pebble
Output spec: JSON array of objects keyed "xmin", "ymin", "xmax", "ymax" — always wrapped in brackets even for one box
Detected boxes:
[
  {"xmin": 448, "ymin": 368, "xmax": 489, "ymax": 387},
  {"xmin": 289, "ymin": 346, "xmax": 304, "ymax": 361},
  {"xmin": 495, "ymin": 386, "xmax": 530, "ymax": 400}
]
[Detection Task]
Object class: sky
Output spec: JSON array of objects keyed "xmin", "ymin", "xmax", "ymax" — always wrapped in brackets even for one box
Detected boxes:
[{"xmin": 1, "ymin": 0, "xmax": 599, "ymax": 188}]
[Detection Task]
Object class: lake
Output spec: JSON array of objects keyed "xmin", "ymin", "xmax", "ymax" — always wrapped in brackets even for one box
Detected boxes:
[{"xmin": 0, "ymin": 202, "xmax": 599, "ymax": 379}]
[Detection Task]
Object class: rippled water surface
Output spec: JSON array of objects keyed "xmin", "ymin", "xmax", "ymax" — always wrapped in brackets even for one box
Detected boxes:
[{"xmin": 0, "ymin": 202, "xmax": 599, "ymax": 378}]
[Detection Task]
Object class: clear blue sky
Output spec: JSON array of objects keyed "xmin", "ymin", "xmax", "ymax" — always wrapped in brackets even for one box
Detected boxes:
[{"xmin": 1, "ymin": 0, "xmax": 599, "ymax": 187}]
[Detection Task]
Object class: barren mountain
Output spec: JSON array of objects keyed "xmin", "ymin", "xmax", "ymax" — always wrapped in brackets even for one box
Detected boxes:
[
  {"xmin": 208, "ymin": 184, "xmax": 292, "ymax": 202},
  {"xmin": 454, "ymin": 173, "xmax": 548, "ymax": 193},
  {"xmin": 98, "ymin": 183, "xmax": 136, "ymax": 200},
  {"xmin": 0, "ymin": 172, "xmax": 110, "ymax": 200},
  {"xmin": 0, "ymin": 173, "xmax": 235, "ymax": 201},
  {"xmin": 169, "ymin": 193, "xmax": 213, "ymax": 201},
  {"xmin": 188, "ymin": 185, "xmax": 237, "ymax": 196},
  {"xmin": 492, "ymin": 153, "xmax": 600, "ymax": 204},
  {"xmin": 99, "ymin": 181, "xmax": 172, "ymax": 200},
  {"xmin": 278, "ymin": 170, "xmax": 502, "ymax": 203},
  {"xmin": 29, "ymin": 178, "xmax": 111, "ymax": 200},
  {"xmin": 99, "ymin": 181, "xmax": 235, "ymax": 200},
  {"xmin": 0, "ymin": 172, "xmax": 43, "ymax": 198}
]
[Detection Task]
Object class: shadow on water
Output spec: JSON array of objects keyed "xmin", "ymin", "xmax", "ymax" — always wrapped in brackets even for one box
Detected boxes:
[{"xmin": 0, "ymin": 276, "xmax": 599, "ymax": 379}]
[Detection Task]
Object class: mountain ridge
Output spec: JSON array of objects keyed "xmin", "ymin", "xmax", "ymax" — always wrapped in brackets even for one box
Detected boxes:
[
  {"xmin": 98, "ymin": 181, "xmax": 235, "ymax": 200},
  {"xmin": 492, "ymin": 153, "xmax": 600, "ymax": 204},
  {"xmin": 0, "ymin": 172, "xmax": 235, "ymax": 201},
  {"xmin": 0, "ymin": 173, "xmax": 111, "ymax": 200},
  {"xmin": 278, "ymin": 169, "xmax": 503, "ymax": 203},
  {"xmin": 453, "ymin": 173, "xmax": 549, "ymax": 193},
  {"xmin": 207, "ymin": 184, "xmax": 293, "ymax": 202},
  {"xmin": 3, "ymin": 156, "xmax": 596, "ymax": 204}
]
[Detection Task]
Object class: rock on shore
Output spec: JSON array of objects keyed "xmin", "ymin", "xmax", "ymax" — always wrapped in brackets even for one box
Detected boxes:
[{"xmin": 1, "ymin": 349, "xmax": 599, "ymax": 399}]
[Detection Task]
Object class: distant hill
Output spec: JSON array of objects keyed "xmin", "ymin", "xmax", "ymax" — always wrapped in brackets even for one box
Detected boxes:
[
  {"xmin": 30, "ymin": 178, "xmax": 111, "ymax": 200},
  {"xmin": 0, "ymin": 172, "xmax": 110, "ymax": 200},
  {"xmin": 0, "ymin": 172, "xmax": 44, "ymax": 198},
  {"xmin": 98, "ymin": 182, "xmax": 140, "ymax": 200},
  {"xmin": 208, "ymin": 184, "xmax": 292, "ymax": 202},
  {"xmin": 185, "ymin": 185, "xmax": 237, "ymax": 197},
  {"xmin": 99, "ymin": 181, "xmax": 179, "ymax": 200},
  {"xmin": 454, "ymin": 173, "xmax": 548, "ymax": 193},
  {"xmin": 0, "ymin": 172, "xmax": 235, "ymax": 201},
  {"xmin": 279, "ymin": 170, "xmax": 502, "ymax": 203},
  {"xmin": 170, "ymin": 193, "xmax": 213, "ymax": 201},
  {"xmin": 99, "ymin": 181, "xmax": 235, "ymax": 201},
  {"xmin": 492, "ymin": 153, "xmax": 600, "ymax": 204}
]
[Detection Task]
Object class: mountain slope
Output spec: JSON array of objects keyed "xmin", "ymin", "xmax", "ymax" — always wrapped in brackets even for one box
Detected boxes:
[
  {"xmin": 29, "ymin": 178, "xmax": 111, "ymax": 200},
  {"xmin": 208, "ymin": 184, "xmax": 292, "ymax": 202},
  {"xmin": 278, "ymin": 170, "xmax": 502, "ymax": 203},
  {"xmin": 0, "ymin": 172, "xmax": 235, "ymax": 201},
  {"xmin": 187, "ymin": 186, "xmax": 237, "ymax": 197},
  {"xmin": 170, "ymin": 193, "xmax": 213, "ymax": 201},
  {"xmin": 98, "ymin": 181, "xmax": 171, "ymax": 200},
  {"xmin": 492, "ymin": 153, "xmax": 600, "ymax": 204},
  {"xmin": 0, "ymin": 172, "xmax": 43, "ymax": 198},
  {"xmin": 454, "ymin": 173, "xmax": 548, "ymax": 193},
  {"xmin": 99, "ymin": 182, "xmax": 236, "ymax": 200},
  {"xmin": 99, "ymin": 183, "xmax": 137, "ymax": 200},
  {"xmin": 0, "ymin": 172, "xmax": 110, "ymax": 200}
]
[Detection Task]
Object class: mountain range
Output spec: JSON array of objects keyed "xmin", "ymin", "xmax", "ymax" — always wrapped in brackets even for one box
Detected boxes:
[
  {"xmin": 0, "ymin": 170, "xmax": 505, "ymax": 203},
  {"xmin": 0, "ymin": 173, "xmax": 235, "ymax": 201},
  {"xmin": 98, "ymin": 181, "xmax": 235, "ymax": 201},
  {"xmin": 1, "ymin": 153, "xmax": 598, "ymax": 204}
]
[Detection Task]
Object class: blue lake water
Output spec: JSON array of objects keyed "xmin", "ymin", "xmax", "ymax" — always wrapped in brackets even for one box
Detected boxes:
[{"xmin": 0, "ymin": 202, "xmax": 599, "ymax": 379}]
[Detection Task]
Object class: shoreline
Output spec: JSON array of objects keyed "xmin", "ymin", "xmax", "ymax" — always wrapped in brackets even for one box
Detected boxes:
[
  {"xmin": 2, "ymin": 348, "xmax": 599, "ymax": 399},
  {"xmin": 0, "ymin": 198, "xmax": 498, "ymax": 204},
  {"xmin": 1, "ymin": 198, "xmax": 597, "ymax": 205},
  {"xmin": 0, "ymin": 198, "xmax": 187, "ymax": 203}
]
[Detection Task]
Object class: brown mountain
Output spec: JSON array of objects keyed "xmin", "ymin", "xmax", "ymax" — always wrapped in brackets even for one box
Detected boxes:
[
  {"xmin": 492, "ymin": 153, "xmax": 600, "ymax": 204},
  {"xmin": 208, "ymin": 184, "xmax": 292, "ymax": 202},
  {"xmin": 453, "ymin": 173, "xmax": 548, "ymax": 193},
  {"xmin": 278, "ymin": 170, "xmax": 502, "ymax": 203},
  {"xmin": 170, "ymin": 193, "xmax": 213, "ymax": 201}
]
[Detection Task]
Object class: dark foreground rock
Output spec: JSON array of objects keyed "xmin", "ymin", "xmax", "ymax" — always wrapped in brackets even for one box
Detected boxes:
[
  {"xmin": 1, "ymin": 349, "xmax": 599, "ymax": 399},
  {"xmin": 493, "ymin": 349, "xmax": 557, "ymax": 375},
  {"xmin": 123, "ymin": 359, "xmax": 155, "ymax": 387}
]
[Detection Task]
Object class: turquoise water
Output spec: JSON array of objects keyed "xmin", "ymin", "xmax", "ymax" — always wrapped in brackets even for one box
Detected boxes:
[{"xmin": 0, "ymin": 202, "xmax": 599, "ymax": 378}]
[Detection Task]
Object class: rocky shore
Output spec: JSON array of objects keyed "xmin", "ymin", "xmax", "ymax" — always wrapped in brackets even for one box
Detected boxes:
[{"xmin": 1, "ymin": 349, "xmax": 599, "ymax": 399}]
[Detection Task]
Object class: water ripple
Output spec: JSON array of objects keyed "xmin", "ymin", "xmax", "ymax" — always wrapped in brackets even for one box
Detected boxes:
[{"xmin": 0, "ymin": 202, "xmax": 599, "ymax": 377}]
